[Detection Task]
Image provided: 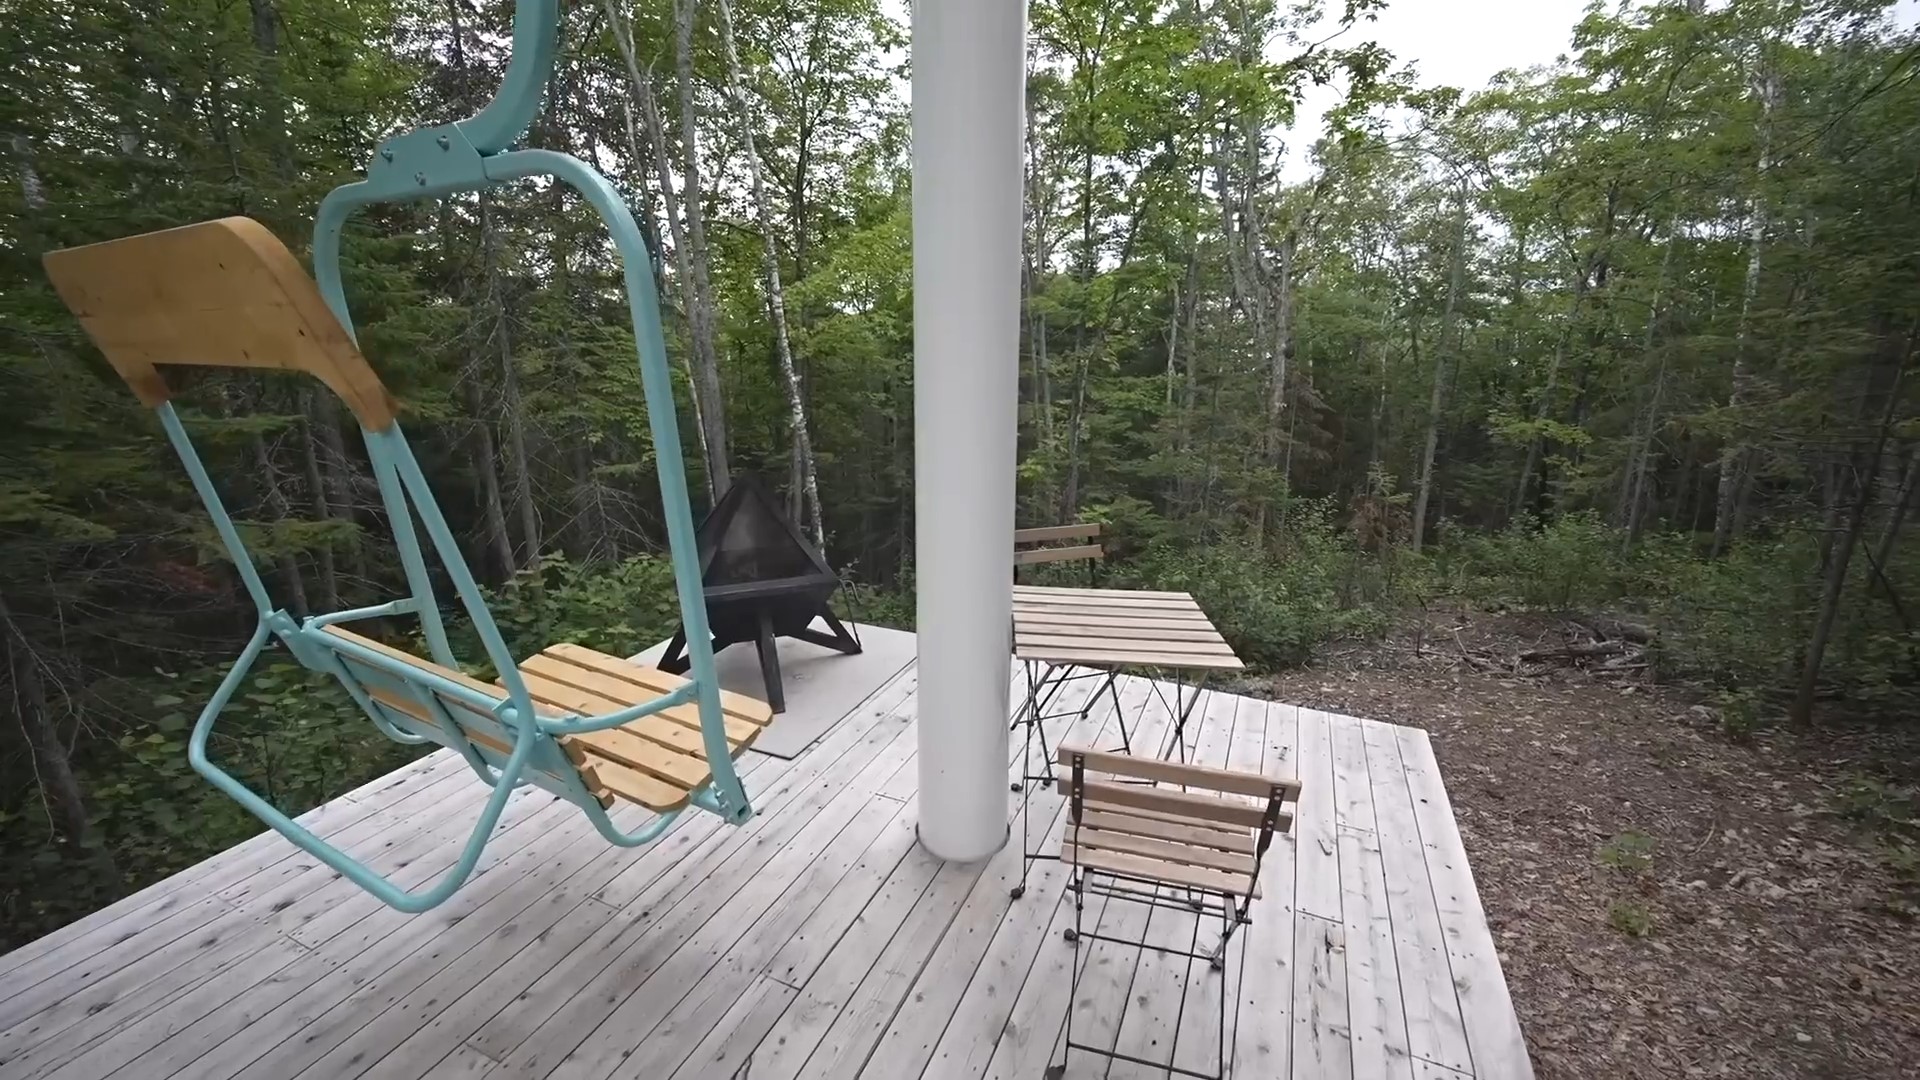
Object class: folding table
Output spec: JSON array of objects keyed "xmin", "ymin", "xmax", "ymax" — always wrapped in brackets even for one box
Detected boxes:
[{"xmin": 1010, "ymin": 584, "xmax": 1243, "ymax": 794}]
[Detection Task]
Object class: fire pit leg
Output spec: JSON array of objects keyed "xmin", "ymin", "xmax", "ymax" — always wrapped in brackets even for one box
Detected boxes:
[
  {"xmin": 754, "ymin": 610, "xmax": 787, "ymax": 713},
  {"xmin": 790, "ymin": 611, "xmax": 864, "ymax": 656},
  {"xmin": 656, "ymin": 627, "xmax": 690, "ymax": 674}
]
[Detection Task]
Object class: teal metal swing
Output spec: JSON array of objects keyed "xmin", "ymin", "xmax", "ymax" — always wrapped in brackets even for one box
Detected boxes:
[{"xmin": 41, "ymin": 0, "xmax": 766, "ymax": 913}]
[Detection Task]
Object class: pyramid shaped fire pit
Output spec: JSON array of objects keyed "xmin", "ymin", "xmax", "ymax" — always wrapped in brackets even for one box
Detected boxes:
[{"xmin": 657, "ymin": 475, "xmax": 861, "ymax": 713}]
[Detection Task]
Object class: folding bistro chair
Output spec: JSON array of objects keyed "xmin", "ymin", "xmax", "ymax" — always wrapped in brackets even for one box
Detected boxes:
[
  {"xmin": 1013, "ymin": 522, "xmax": 1104, "ymax": 586},
  {"xmin": 1045, "ymin": 744, "xmax": 1299, "ymax": 1080}
]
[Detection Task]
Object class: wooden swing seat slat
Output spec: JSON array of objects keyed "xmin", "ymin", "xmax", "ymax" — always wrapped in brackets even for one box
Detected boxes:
[{"xmin": 321, "ymin": 626, "xmax": 768, "ymax": 813}]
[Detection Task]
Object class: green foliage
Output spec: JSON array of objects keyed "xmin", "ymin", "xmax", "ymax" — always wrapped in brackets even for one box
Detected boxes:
[
  {"xmin": 1637, "ymin": 534, "xmax": 1814, "ymax": 691},
  {"xmin": 1835, "ymin": 777, "xmax": 1918, "ymax": 836},
  {"xmin": 1833, "ymin": 777, "xmax": 1919, "ymax": 890},
  {"xmin": 1, "ymin": 660, "xmax": 421, "ymax": 949},
  {"xmin": 1444, "ymin": 512, "xmax": 1631, "ymax": 610},
  {"xmin": 1599, "ymin": 829, "xmax": 1657, "ymax": 938},
  {"xmin": 1597, "ymin": 829, "xmax": 1656, "ymax": 876},
  {"xmin": 1120, "ymin": 503, "xmax": 1399, "ymax": 668},
  {"xmin": 1607, "ymin": 898, "xmax": 1656, "ymax": 938},
  {"xmin": 1712, "ymin": 687, "xmax": 1767, "ymax": 741},
  {"xmin": 472, "ymin": 554, "xmax": 683, "ymax": 666}
]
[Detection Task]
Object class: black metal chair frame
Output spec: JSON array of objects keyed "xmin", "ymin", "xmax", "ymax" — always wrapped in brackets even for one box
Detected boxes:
[
  {"xmin": 1040, "ymin": 754, "xmax": 1293, "ymax": 1080},
  {"xmin": 1011, "ymin": 662, "xmax": 1214, "ymax": 795}
]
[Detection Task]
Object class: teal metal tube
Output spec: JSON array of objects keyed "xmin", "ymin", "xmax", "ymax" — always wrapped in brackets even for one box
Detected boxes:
[
  {"xmin": 484, "ymin": 148, "xmax": 750, "ymax": 823},
  {"xmin": 364, "ymin": 431, "xmax": 459, "ymax": 667},
  {"xmin": 536, "ymin": 681, "xmax": 697, "ymax": 736},
  {"xmin": 188, "ymin": 623, "xmax": 534, "ymax": 911},
  {"xmin": 372, "ymin": 427, "xmax": 541, "ymax": 714},
  {"xmin": 307, "ymin": 598, "xmax": 418, "ymax": 629},
  {"xmin": 458, "ymin": 0, "xmax": 559, "ymax": 154},
  {"xmin": 584, "ymin": 801, "xmax": 682, "ymax": 848}
]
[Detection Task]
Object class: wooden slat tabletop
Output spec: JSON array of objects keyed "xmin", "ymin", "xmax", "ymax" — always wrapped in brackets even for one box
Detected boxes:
[{"xmin": 1011, "ymin": 585, "xmax": 1243, "ymax": 670}]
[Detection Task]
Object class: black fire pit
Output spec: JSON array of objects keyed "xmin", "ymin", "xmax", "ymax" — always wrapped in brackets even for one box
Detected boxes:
[{"xmin": 657, "ymin": 475, "xmax": 861, "ymax": 713}]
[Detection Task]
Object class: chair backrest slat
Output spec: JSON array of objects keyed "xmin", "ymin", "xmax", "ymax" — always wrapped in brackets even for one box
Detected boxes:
[
  {"xmin": 1014, "ymin": 523, "xmax": 1102, "ymax": 545},
  {"xmin": 1056, "ymin": 744, "xmax": 1298, "ymax": 801}
]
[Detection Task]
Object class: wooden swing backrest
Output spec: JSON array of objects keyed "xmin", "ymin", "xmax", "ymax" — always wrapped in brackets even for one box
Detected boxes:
[{"xmin": 42, "ymin": 217, "xmax": 399, "ymax": 431}]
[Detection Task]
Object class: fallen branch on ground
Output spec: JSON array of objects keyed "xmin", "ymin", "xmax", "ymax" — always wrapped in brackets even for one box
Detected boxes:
[{"xmin": 1521, "ymin": 640, "xmax": 1630, "ymax": 663}]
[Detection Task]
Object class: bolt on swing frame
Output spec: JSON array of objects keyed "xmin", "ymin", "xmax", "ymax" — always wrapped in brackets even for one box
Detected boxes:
[{"xmin": 170, "ymin": 0, "xmax": 749, "ymax": 912}]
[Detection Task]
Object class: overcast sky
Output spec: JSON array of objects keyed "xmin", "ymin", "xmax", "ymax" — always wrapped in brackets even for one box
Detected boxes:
[
  {"xmin": 1278, "ymin": 0, "xmax": 1592, "ymax": 177},
  {"xmin": 1275, "ymin": 0, "xmax": 1920, "ymax": 180}
]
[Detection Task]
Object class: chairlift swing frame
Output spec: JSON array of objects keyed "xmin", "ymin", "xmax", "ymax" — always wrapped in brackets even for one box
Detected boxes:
[{"xmin": 40, "ymin": 0, "xmax": 757, "ymax": 913}]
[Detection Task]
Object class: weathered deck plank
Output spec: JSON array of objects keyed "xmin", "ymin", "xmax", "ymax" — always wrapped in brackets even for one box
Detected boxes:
[{"xmin": 0, "ymin": 660, "xmax": 1528, "ymax": 1080}]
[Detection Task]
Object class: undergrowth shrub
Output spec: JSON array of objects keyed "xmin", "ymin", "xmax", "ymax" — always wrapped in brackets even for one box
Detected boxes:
[
  {"xmin": 1443, "ymin": 511, "xmax": 1630, "ymax": 609},
  {"xmin": 477, "ymin": 552, "xmax": 682, "ymax": 662},
  {"xmin": 1634, "ymin": 533, "xmax": 1811, "ymax": 691},
  {"xmin": 1122, "ymin": 502, "xmax": 1396, "ymax": 668},
  {"xmin": 1, "ymin": 659, "xmax": 420, "ymax": 950}
]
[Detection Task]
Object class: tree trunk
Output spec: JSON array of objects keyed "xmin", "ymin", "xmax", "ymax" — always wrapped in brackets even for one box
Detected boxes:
[
  {"xmin": 604, "ymin": 0, "xmax": 730, "ymax": 501},
  {"xmin": 1714, "ymin": 68, "xmax": 1779, "ymax": 557},
  {"xmin": 1621, "ymin": 222, "xmax": 1678, "ymax": 546},
  {"xmin": 1263, "ymin": 229, "xmax": 1297, "ymax": 537},
  {"xmin": 249, "ymin": 430, "xmax": 308, "ymax": 618},
  {"xmin": 672, "ymin": 0, "xmax": 732, "ymax": 498},
  {"xmin": 1412, "ymin": 192, "xmax": 1468, "ymax": 553},
  {"xmin": 714, "ymin": 0, "xmax": 824, "ymax": 550},
  {"xmin": 1513, "ymin": 325, "xmax": 1569, "ymax": 518},
  {"xmin": 2, "ymin": 591, "xmax": 118, "ymax": 885},
  {"xmin": 461, "ymin": 376, "xmax": 515, "ymax": 581},
  {"xmin": 571, "ymin": 441, "xmax": 612, "ymax": 560},
  {"xmin": 297, "ymin": 390, "xmax": 342, "ymax": 610},
  {"xmin": 1867, "ymin": 444, "xmax": 1920, "ymax": 597},
  {"xmin": 12, "ymin": 134, "xmax": 47, "ymax": 211},
  {"xmin": 1058, "ymin": 90, "xmax": 1099, "ymax": 523},
  {"xmin": 1791, "ymin": 365, "xmax": 1903, "ymax": 726},
  {"xmin": 479, "ymin": 200, "xmax": 540, "ymax": 571},
  {"xmin": 306, "ymin": 391, "xmax": 364, "ymax": 581}
]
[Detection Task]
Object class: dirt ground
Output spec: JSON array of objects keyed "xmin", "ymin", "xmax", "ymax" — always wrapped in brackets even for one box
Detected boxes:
[{"xmin": 1244, "ymin": 605, "xmax": 1920, "ymax": 1080}]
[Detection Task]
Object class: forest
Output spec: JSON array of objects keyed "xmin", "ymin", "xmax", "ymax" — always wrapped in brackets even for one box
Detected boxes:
[{"xmin": 2, "ymin": 0, "xmax": 1917, "ymax": 959}]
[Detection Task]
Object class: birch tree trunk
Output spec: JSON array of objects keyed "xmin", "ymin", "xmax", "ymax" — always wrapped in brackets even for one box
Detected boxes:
[
  {"xmin": 1622, "ymin": 223, "xmax": 1679, "ymax": 550},
  {"xmin": 673, "ymin": 0, "xmax": 733, "ymax": 498},
  {"xmin": 1262, "ymin": 229, "xmax": 1296, "ymax": 537},
  {"xmin": 306, "ymin": 391, "xmax": 364, "ymax": 581},
  {"xmin": 604, "ymin": 0, "xmax": 730, "ymax": 501},
  {"xmin": 1411, "ymin": 191, "xmax": 1467, "ymax": 553},
  {"xmin": 12, "ymin": 134, "xmax": 46, "ymax": 211},
  {"xmin": 1714, "ymin": 67, "xmax": 1779, "ymax": 556},
  {"xmin": 1057, "ymin": 94, "xmax": 1098, "ymax": 522},
  {"xmin": 714, "ymin": 0, "xmax": 824, "ymax": 550},
  {"xmin": 1513, "ymin": 323, "xmax": 1570, "ymax": 517}
]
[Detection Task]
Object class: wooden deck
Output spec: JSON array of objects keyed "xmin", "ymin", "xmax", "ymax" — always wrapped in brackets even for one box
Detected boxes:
[{"xmin": 0, "ymin": 660, "xmax": 1532, "ymax": 1080}]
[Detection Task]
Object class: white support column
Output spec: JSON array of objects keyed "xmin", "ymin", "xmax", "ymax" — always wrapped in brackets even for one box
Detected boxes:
[{"xmin": 912, "ymin": 0, "xmax": 1026, "ymax": 862}]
